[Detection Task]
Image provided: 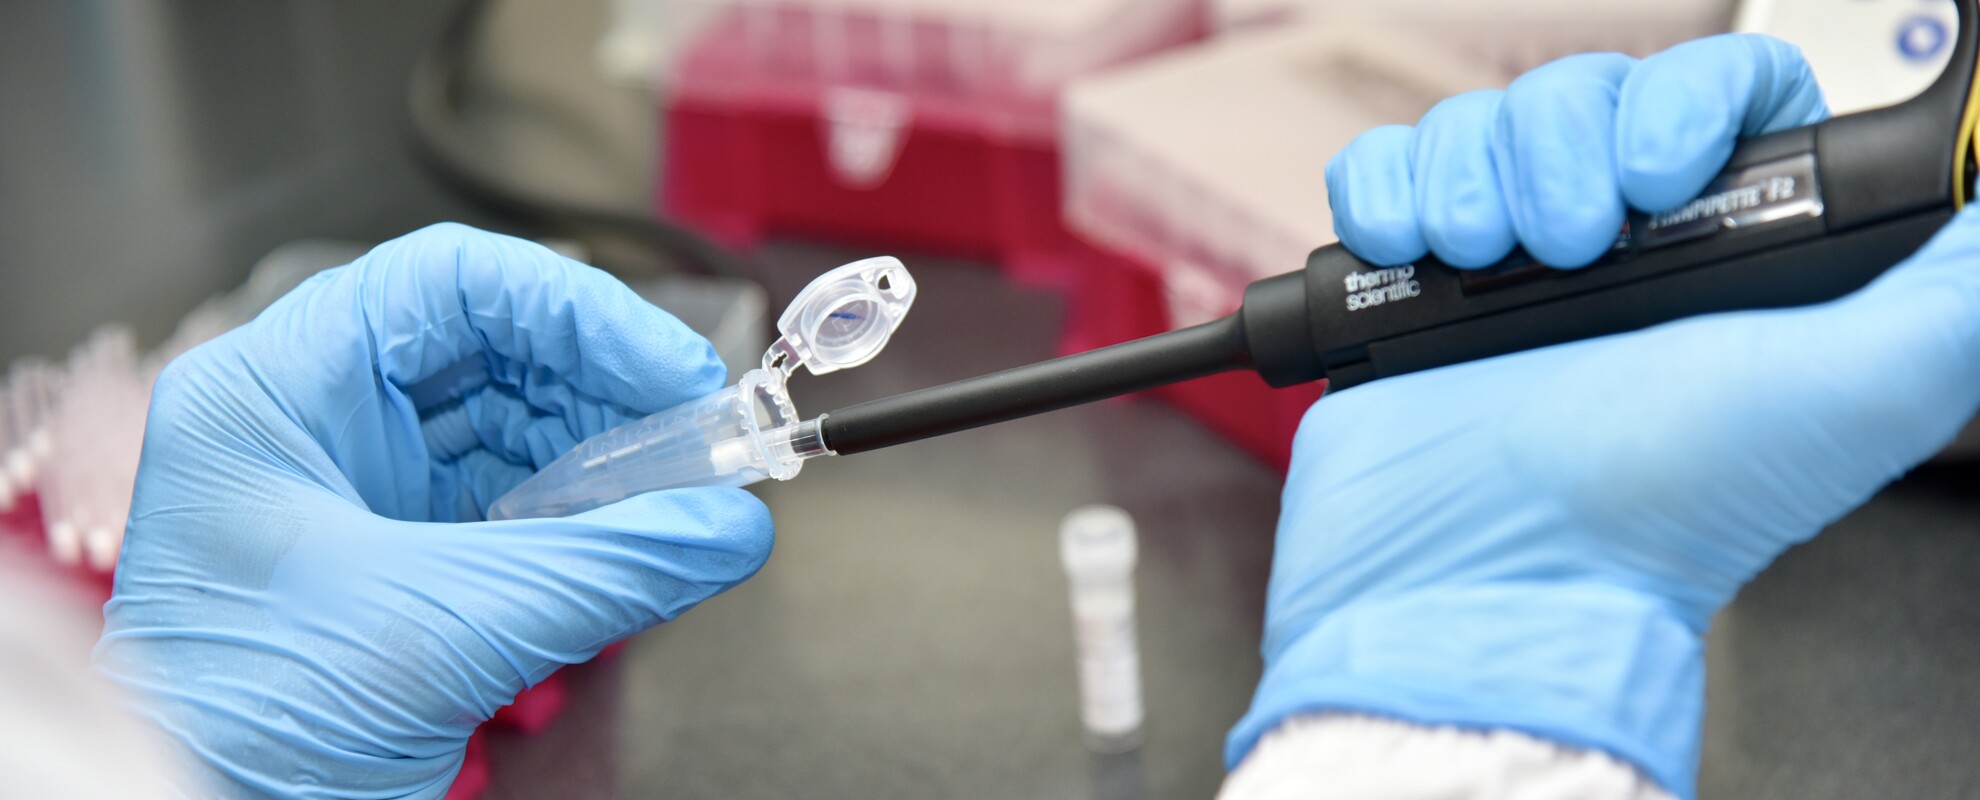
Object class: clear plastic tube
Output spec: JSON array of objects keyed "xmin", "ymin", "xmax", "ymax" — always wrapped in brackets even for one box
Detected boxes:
[{"xmin": 487, "ymin": 369, "xmax": 832, "ymax": 520}]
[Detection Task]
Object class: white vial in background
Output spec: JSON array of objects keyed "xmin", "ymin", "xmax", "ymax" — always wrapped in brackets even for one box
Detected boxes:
[{"xmin": 1060, "ymin": 504, "xmax": 1145, "ymax": 753}]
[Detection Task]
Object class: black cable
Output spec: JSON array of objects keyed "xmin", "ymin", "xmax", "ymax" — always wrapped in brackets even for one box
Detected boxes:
[{"xmin": 407, "ymin": 0, "xmax": 751, "ymax": 278}]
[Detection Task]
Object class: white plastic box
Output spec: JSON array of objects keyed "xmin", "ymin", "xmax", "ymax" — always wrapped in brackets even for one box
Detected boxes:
[
  {"xmin": 1213, "ymin": 0, "xmax": 1734, "ymax": 75},
  {"xmin": 603, "ymin": 0, "xmax": 1202, "ymax": 143},
  {"xmin": 1063, "ymin": 24, "xmax": 1504, "ymax": 328},
  {"xmin": 627, "ymin": 0, "xmax": 1209, "ymax": 288}
]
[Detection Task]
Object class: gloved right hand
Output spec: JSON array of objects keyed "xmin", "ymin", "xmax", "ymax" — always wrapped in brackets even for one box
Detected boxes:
[
  {"xmin": 95, "ymin": 224, "xmax": 773, "ymax": 799},
  {"xmin": 1234, "ymin": 33, "xmax": 1980, "ymax": 800}
]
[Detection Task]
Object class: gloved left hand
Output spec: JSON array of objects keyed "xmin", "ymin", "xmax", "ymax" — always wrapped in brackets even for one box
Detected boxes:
[{"xmin": 94, "ymin": 224, "xmax": 773, "ymax": 799}]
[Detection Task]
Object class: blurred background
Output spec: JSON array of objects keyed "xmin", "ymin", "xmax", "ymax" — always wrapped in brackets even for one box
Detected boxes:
[{"xmin": 1, "ymin": 0, "xmax": 1975, "ymax": 798}]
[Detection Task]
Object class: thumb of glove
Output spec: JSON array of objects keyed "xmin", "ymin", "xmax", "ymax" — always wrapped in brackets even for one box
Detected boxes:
[
  {"xmin": 1489, "ymin": 206, "xmax": 1980, "ymax": 625},
  {"xmin": 1715, "ymin": 204, "xmax": 1980, "ymax": 496},
  {"xmin": 1784, "ymin": 202, "xmax": 1980, "ymax": 479},
  {"xmin": 428, "ymin": 486, "xmax": 776, "ymax": 689},
  {"xmin": 245, "ymin": 483, "xmax": 773, "ymax": 739}
]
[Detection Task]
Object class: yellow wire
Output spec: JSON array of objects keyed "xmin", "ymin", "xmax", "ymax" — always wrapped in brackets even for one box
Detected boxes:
[{"xmin": 1956, "ymin": 17, "xmax": 1980, "ymax": 209}]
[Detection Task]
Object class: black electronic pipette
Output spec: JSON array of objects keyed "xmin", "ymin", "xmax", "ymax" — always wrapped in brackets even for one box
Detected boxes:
[
  {"xmin": 488, "ymin": 2, "xmax": 1980, "ymax": 521},
  {"xmin": 816, "ymin": 0, "xmax": 1980, "ymax": 458}
]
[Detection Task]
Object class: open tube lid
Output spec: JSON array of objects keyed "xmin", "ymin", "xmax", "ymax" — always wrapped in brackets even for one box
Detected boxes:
[{"xmin": 764, "ymin": 256, "xmax": 918, "ymax": 378}]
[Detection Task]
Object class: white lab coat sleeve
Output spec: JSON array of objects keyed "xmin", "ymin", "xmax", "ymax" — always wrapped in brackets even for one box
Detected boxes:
[{"xmin": 1217, "ymin": 714, "xmax": 1677, "ymax": 800}]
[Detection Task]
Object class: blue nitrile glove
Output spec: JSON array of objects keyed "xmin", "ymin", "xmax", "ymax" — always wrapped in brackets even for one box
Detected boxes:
[
  {"xmin": 1233, "ymin": 34, "xmax": 1980, "ymax": 798},
  {"xmin": 94, "ymin": 224, "xmax": 773, "ymax": 799}
]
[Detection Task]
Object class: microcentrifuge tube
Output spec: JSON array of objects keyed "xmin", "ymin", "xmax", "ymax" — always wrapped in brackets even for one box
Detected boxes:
[
  {"xmin": 487, "ymin": 256, "xmax": 915, "ymax": 520},
  {"xmin": 1060, "ymin": 505, "xmax": 1145, "ymax": 753}
]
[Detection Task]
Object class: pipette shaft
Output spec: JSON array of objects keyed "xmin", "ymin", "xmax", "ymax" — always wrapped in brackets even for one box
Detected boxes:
[{"xmin": 819, "ymin": 312, "xmax": 1254, "ymax": 455}]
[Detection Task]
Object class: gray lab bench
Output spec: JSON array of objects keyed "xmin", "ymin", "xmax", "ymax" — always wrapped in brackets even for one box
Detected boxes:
[{"xmin": 479, "ymin": 242, "xmax": 1980, "ymax": 800}]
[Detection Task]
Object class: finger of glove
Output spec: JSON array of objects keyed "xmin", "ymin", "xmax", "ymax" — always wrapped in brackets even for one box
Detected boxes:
[
  {"xmin": 453, "ymin": 487, "xmax": 774, "ymax": 683},
  {"xmin": 1494, "ymin": 53, "xmax": 1637, "ymax": 267},
  {"xmin": 1412, "ymin": 90, "xmax": 1517, "ymax": 268},
  {"xmin": 1617, "ymin": 34, "xmax": 1829, "ymax": 212},
  {"xmin": 1328, "ymin": 125, "xmax": 1430, "ymax": 266},
  {"xmin": 355, "ymin": 223, "xmax": 726, "ymax": 417},
  {"xmin": 435, "ymin": 448, "xmax": 536, "ymax": 523},
  {"xmin": 421, "ymin": 383, "xmax": 653, "ymax": 471}
]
